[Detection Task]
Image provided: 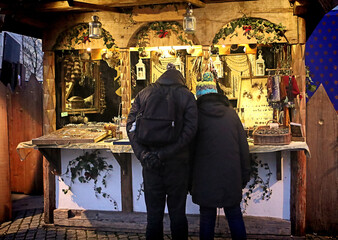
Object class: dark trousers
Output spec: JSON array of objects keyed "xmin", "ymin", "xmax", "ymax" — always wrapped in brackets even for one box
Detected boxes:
[
  {"xmin": 200, "ymin": 205, "xmax": 247, "ymax": 240},
  {"xmin": 143, "ymin": 161, "xmax": 189, "ymax": 240}
]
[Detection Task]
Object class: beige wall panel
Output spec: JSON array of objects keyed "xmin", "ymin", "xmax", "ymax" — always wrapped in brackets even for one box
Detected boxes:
[{"xmin": 43, "ymin": 0, "xmax": 301, "ymax": 50}]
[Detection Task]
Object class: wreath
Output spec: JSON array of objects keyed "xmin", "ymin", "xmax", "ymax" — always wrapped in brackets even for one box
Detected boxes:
[{"xmin": 53, "ymin": 23, "xmax": 117, "ymax": 50}]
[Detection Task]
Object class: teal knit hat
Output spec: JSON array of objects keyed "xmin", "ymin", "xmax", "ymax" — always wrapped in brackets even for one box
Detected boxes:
[{"xmin": 196, "ymin": 72, "xmax": 217, "ymax": 98}]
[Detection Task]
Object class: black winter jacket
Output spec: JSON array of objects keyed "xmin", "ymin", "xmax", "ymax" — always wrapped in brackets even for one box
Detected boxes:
[
  {"xmin": 191, "ymin": 93, "xmax": 251, "ymax": 208},
  {"xmin": 127, "ymin": 69, "xmax": 198, "ymax": 162}
]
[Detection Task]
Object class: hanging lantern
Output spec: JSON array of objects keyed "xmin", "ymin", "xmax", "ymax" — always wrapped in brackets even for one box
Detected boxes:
[
  {"xmin": 256, "ymin": 50, "xmax": 265, "ymax": 76},
  {"xmin": 183, "ymin": 3, "xmax": 196, "ymax": 34},
  {"xmin": 214, "ymin": 54, "xmax": 224, "ymax": 78},
  {"xmin": 136, "ymin": 58, "xmax": 146, "ymax": 80},
  {"xmin": 174, "ymin": 56, "xmax": 184, "ymax": 76},
  {"xmin": 89, "ymin": 15, "xmax": 102, "ymax": 39}
]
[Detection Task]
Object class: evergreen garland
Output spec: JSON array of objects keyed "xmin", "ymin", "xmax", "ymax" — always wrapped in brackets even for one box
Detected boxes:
[
  {"xmin": 213, "ymin": 16, "xmax": 287, "ymax": 46},
  {"xmin": 135, "ymin": 21, "xmax": 193, "ymax": 52},
  {"xmin": 53, "ymin": 23, "xmax": 117, "ymax": 50}
]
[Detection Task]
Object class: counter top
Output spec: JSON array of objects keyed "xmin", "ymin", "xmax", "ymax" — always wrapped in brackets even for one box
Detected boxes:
[{"xmin": 17, "ymin": 140, "xmax": 310, "ymax": 161}]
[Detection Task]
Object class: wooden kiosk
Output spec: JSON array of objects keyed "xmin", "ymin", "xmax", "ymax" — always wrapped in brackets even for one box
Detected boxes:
[{"xmin": 15, "ymin": 0, "xmax": 311, "ymax": 236}]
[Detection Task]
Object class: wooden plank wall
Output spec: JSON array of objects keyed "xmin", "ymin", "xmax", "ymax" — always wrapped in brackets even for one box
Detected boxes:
[
  {"xmin": 7, "ymin": 75, "xmax": 43, "ymax": 194},
  {"xmin": 306, "ymin": 84, "xmax": 337, "ymax": 234},
  {"xmin": 0, "ymin": 83, "xmax": 11, "ymax": 222}
]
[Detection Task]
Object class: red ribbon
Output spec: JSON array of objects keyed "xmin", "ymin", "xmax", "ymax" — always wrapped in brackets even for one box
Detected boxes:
[
  {"xmin": 158, "ymin": 29, "xmax": 169, "ymax": 38},
  {"xmin": 83, "ymin": 36, "xmax": 91, "ymax": 43},
  {"xmin": 243, "ymin": 25, "xmax": 252, "ymax": 35}
]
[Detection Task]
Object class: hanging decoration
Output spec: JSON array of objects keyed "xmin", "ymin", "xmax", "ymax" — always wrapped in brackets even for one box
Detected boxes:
[
  {"xmin": 53, "ymin": 23, "xmax": 117, "ymax": 50},
  {"xmin": 174, "ymin": 56, "xmax": 184, "ymax": 76},
  {"xmin": 213, "ymin": 55, "xmax": 224, "ymax": 78},
  {"xmin": 255, "ymin": 50, "xmax": 265, "ymax": 76},
  {"xmin": 212, "ymin": 15, "xmax": 287, "ymax": 46},
  {"xmin": 135, "ymin": 21, "xmax": 193, "ymax": 52},
  {"xmin": 183, "ymin": 3, "xmax": 196, "ymax": 34},
  {"xmin": 136, "ymin": 58, "xmax": 146, "ymax": 80},
  {"xmin": 89, "ymin": 15, "xmax": 102, "ymax": 39}
]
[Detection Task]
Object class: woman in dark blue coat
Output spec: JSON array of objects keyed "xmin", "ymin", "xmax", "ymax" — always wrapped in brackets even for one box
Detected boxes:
[{"xmin": 191, "ymin": 72, "xmax": 251, "ymax": 240}]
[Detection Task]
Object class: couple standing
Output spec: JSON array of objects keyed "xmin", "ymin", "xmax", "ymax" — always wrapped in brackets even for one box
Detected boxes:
[{"xmin": 127, "ymin": 64, "xmax": 251, "ymax": 240}]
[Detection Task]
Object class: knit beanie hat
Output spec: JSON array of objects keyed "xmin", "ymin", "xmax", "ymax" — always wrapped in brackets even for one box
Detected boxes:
[{"xmin": 196, "ymin": 72, "xmax": 217, "ymax": 98}]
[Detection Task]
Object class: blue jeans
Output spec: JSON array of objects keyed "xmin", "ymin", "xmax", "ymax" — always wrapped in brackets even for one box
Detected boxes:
[{"xmin": 200, "ymin": 205, "xmax": 247, "ymax": 240}]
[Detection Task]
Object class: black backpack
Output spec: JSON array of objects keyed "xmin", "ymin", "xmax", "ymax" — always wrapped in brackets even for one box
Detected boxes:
[{"xmin": 135, "ymin": 83, "xmax": 186, "ymax": 146}]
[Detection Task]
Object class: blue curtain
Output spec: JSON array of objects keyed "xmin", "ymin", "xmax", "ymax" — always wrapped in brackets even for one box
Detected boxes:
[{"xmin": 305, "ymin": 8, "xmax": 338, "ymax": 111}]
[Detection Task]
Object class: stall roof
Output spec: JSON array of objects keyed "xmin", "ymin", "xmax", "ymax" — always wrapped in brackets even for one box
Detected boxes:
[{"xmin": 0, "ymin": 0, "xmax": 337, "ymax": 39}]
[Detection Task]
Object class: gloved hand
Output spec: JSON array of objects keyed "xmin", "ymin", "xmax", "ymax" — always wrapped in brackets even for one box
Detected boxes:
[{"xmin": 141, "ymin": 152, "xmax": 162, "ymax": 169}]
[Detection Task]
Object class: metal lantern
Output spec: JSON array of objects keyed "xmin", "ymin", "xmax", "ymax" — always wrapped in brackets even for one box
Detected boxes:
[
  {"xmin": 183, "ymin": 4, "xmax": 196, "ymax": 34},
  {"xmin": 136, "ymin": 58, "xmax": 146, "ymax": 80},
  {"xmin": 89, "ymin": 16, "xmax": 102, "ymax": 39},
  {"xmin": 174, "ymin": 56, "xmax": 184, "ymax": 76},
  {"xmin": 214, "ymin": 55, "xmax": 224, "ymax": 78},
  {"xmin": 256, "ymin": 50, "xmax": 265, "ymax": 76}
]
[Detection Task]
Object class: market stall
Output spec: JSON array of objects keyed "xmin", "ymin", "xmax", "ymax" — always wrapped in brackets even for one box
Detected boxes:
[
  {"xmin": 17, "ymin": 138, "xmax": 309, "ymax": 235},
  {"xmin": 27, "ymin": 0, "xmax": 309, "ymax": 235}
]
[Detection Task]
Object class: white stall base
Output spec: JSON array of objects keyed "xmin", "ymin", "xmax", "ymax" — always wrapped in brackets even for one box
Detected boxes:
[
  {"xmin": 56, "ymin": 149, "xmax": 122, "ymax": 211},
  {"xmin": 132, "ymin": 152, "xmax": 291, "ymax": 220},
  {"xmin": 56, "ymin": 149, "xmax": 291, "ymax": 220}
]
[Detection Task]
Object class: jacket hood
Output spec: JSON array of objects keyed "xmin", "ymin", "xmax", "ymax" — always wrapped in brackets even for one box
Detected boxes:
[
  {"xmin": 156, "ymin": 69, "xmax": 186, "ymax": 85},
  {"xmin": 197, "ymin": 93, "xmax": 231, "ymax": 117}
]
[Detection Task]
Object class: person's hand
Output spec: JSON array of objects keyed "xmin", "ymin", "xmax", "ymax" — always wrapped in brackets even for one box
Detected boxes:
[{"xmin": 141, "ymin": 152, "xmax": 162, "ymax": 169}]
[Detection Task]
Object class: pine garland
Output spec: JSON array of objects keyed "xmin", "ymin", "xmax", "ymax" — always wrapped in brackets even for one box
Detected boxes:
[
  {"xmin": 135, "ymin": 21, "xmax": 193, "ymax": 52},
  {"xmin": 53, "ymin": 23, "xmax": 117, "ymax": 50},
  {"xmin": 213, "ymin": 15, "xmax": 287, "ymax": 46}
]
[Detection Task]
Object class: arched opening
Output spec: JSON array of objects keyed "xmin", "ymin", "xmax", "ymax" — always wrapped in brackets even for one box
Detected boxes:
[
  {"xmin": 52, "ymin": 23, "xmax": 122, "ymax": 126},
  {"xmin": 127, "ymin": 21, "xmax": 201, "ymax": 96}
]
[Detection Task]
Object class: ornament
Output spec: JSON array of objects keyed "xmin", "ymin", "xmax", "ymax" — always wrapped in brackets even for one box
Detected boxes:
[
  {"xmin": 136, "ymin": 58, "xmax": 146, "ymax": 80},
  {"xmin": 256, "ymin": 50, "xmax": 265, "ymax": 76}
]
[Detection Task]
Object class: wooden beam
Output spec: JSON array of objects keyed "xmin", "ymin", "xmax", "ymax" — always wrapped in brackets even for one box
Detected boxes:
[
  {"xmin": 72, "ymin": 1, "xmax": 119, "ymax": 12},
  {"xmin": 294, "ymin": 4, "xmax": 309, "ymax": 16},
  {"xmin": 13, "ymin": 15, "xmax": 48, "ymax": 29},
  {"xmin": 36, "ymin": 1, "xmax": 84, "ymax": 12},
  {"xmin": 39, "ymin": 0, "xmax": 205, "ymax": 12},
  {"xmin": 67, "ymin": 0, "xmax": 74, "ymax": 7},
  {"xmin": 43, "ymin": 158, "xmax": 56, "ymax": 223},
  {"xmin": 203, "ymin": 0, "xmax": 256, "ymax": 2},
  {"xmin": 290, "ymin": 151, "xmax": 306, "ymax": 236},
  {"xmin": 80, "ymin": 0, "xmax": 206, "ymax": 8},
  {"xmin": 132, "ymin": 5, "xmax": 186, "ymax": 22}
]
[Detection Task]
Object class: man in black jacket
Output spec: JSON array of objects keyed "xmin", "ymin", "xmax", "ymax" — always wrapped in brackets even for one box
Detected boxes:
[{"xmin": 127, "ymin": 64, "xmax": 198, "ymax": 240}]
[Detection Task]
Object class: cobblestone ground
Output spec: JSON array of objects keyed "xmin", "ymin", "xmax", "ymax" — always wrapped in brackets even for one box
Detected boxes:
[
  {"xmin": 0, "ymin": 208, "xmax": 228, "ymax": 240},
  {"xmin": 0, "ymin": 208, "xmax": 335, "ymax": 240}
]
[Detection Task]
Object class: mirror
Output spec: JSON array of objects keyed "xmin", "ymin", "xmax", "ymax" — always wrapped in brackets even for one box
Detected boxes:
[{"xmin": 60, "ymin": 53, "xmax": 102, "ymax": 114}]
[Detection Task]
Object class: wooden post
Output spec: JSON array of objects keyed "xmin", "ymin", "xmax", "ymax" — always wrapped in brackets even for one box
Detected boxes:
[
  {"xmin": 0, "ymin": 83, "xmax": 11, "ymax": 222},
  {"xmin": 43, "ymin": 51, "xmax": 57, "ymax": 223},
  {"xmin": 290, "ymin": 43, "xmax": 307, "ymax": 236},
  {"xmin": 120, "ymin": 48, "xmax": 131, "ymax": 120},
  {"xmin": 120, "ymin": 154, "xmax": 133, "ymax": 212}
]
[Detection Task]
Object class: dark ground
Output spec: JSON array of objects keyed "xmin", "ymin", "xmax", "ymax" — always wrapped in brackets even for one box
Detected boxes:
[{"xmin": 0, "ymin": 194, "xmax": 336, "ymax": 240}]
